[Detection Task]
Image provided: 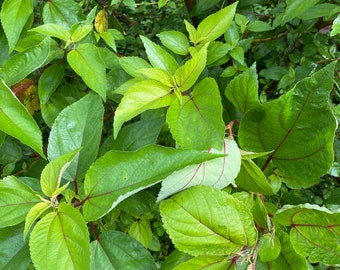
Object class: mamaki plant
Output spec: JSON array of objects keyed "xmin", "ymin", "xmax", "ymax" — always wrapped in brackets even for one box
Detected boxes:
[{"xmin": 0, "ymin": 0, "xmax": 339, "ymax": 269}]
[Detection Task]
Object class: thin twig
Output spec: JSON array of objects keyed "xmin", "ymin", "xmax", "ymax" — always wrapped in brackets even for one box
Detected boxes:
[{"xmin": 252, "ymin": 30, "xmax": 289, "ymax": 43}]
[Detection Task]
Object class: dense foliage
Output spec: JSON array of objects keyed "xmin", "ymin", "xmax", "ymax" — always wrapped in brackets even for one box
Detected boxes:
[{"xmin": 0, "ymin": 0, "xmax": 339, "ymax": 269}]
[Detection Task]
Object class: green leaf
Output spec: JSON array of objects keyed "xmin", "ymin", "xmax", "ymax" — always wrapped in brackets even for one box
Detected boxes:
[
  {"xmin": 24, "ymin": 201, "xmax": 51, "ymax": 240},
  {"xmin": 206, "ymin": 41, "xmax": 232, "ymax": 66},
  {"xmin": 331, "ymin": 15, "xmax": 340, "ymax": 37},
  {"xmin": 0, "ymin": 176, "xmax": 40, "ymax": 228},
  {"xmin": 0, "ymin": 223, "xmax": 31, "ymax": 270},
  {"xmin": 42, "ymin": 0, "xmax": 85, "ymax": 29},
  {"xmin": 158, "ymin": 139, "xmax": 241, "ymax": 201},
  {"xmin": 71, "ymin": 24, "xmax": 93, "ymax": 43},
  {"xmin": 157, "ymin": 31, "xmax": 190, "ymax": 56},
  {"xmin": 252, "ymin": 195, "xmax": 270, "ymax": 229},
  {"xmin": 41, "ymin": 149, "xmax": 79, "ymax": 197},
  {"xmin": 0, "ymin": 80, "xmax": 44, "ymax": 157},
  {"xmin": 258, "ymin": 233, "xmax": 281, "ymax": 262},
  {"xmin": 173, "ymin": 256, "xmax": 231, "ymax": 270},
  {"xmin": 281, "ymin": 0, "xmax": 320, "ymax": 25},
  {"xmin": 38, "ymin": 64, "xmax": 65, "ymax": 105},
  {"xmin": 195, "ymin": 2, "xmax": 237, "ymax": 44},
  {"xmin": 140, "ymin": 35, "xmax": 179, "ymax": 74},
  {"xmin": 274, "ymin": 204, "xmax": 340, "ymax": 265},
  {"xmin": 119, "ymin": 56, "xmax": 152, "ymax": 79},
  {"xmin": 235, "ymin": 159, "xmax": 275, "ymax": 195},
  {"xmin": 238, "ymin": 63, "xmax": 337, "ymax": 182},
  {"xmin": 160, "ymin": 185, "xmax": 257, "ymax": 256},
  {"xmin": 113, "ymin": 80, "xmax": 175, "ymax": 138},
  {"xmin": 225, "ymin": 63, "xmax": 260, "ymax": 114},
  {"xmin": 82, "ymin": 145, "xmax": 223, "ymax": 221},
  {"xmin": 1, "ymin": 0, "xmax": 33, "ymax": 51},
  {"xmin": 139, "ymin": 68, "xmax": 174, "ymax": 87},
  {"xmin": 29, "ymin": 203, "xmax": 90, "ymax": 270},
  {"xmin": 40, "ymin": 94, "xmax": 71, "ymax": 127},
  {"xmin": 174, "ymin": 44, "xmax": 208, "ymax": 92},
  {"xmin": 300, "ymin": 4, "xmax": 340, "ymax": 21},
  {"xmin": 160, "ymin": 250, "xmax": 192, "ymax": 270},
  {"xmin": 3, "ymin": 37, "xmax": 51, "ymax": 86},
  {"xmin": 256, "ymin": 231, "xmax": 308, "ymax": 270},
  {"xmin": 90, "ymin": 231, "xmax": 157, "ymax": 270},
  {"xmin": 29, "ymin": 23, "xmax": 71, "ymax": 41},
  {"xmin": 48, "ymin": 93, "xmax": 104, "ymax": 181},
  {"xmin": 167, "ymin": 78, "xmax": 225, "ymax": 150},
  {"xmin": 229, "ymin": 46, "xmax": 245, "ymax": 65},
  {"xmin": 67, "ymin": 43, "xmax": 107, "ymax": 100},
  {"xmin": 184, "ymin": 20, "xmax": 198, "ymax": 44},
  {"xmin": 129, "ymin": 218, "xmax": 153, "ymax": 248},
  {"xmin": 247, "ymin": 21, "xmax": 273, "ymax": 32}
]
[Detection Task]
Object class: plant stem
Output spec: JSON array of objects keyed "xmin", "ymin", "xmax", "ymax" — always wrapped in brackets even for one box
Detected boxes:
[{"xmin": 252, "ymin": 31, "xmax": 289, "ymax": 43}]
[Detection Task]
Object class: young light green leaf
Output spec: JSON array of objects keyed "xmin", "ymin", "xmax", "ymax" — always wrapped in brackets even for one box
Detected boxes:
[
  {"xmin": 113, "ymin": 80, "xmax": 175, "ymax": 138},
  {"xmin": 160, "ymin": 185, "xmax": 257, "ymax": 256},
  {"xmin": 48, "ymin": 93, "xmax": 104, "ymax": 181},
  {"xmin": 67, "ymin": 43, "xmax": 107, "ymax": 100},
  {"xmin": 3, "ymin": 37, "xmax": 51, "ymax": 86},
  {"xmin": 173, "ymin": 256, "xmax": 231, "ymax": 270},
  {"xmin": 0, "ymin": 176, "xmax": 40, "ymax": 228},
  {"xmin": 256, "ymin": 231, "xmax": 308, "ymax": 270},
  {"xmin": 238, "ymin": 63, "xmax": 336, "ymax": 182},
  {"xmin": 0, "ymin": 223, "xmax": 31, "ymax": 270},
  {"xmin": 174, "ymin": 43, "xmax": 208, "ymax": 92},
  {"xmin": 331, "ymin": 15, "xmax": 340, "ymax": 37},
  {"xmin": 24, "ymin": 201, "xmax": 51, "ymax": 240},
  {"xmin": 38, "ymin": 64, "xmax": 65, "ymax": 105},
  {"xmin": 166, "ymin": 78, "xmax": 225, "ymax": 150},
  {"xmin": 235, "ymin": 159, "xmax": 275, "ymax": 195},
  {"xmin": 29, "ymin": 203, "xmax": 90, "ymax": 270},
  {"xmin": 184, "ymin": 20, "xmax": 198, "ymax": 44},
  {"xmin": 119, "ymin": 56, "xmax": 152, "ymax": 79},
  {"xmin": 129, "ymin": 218, "xmax": 153, "ymax": 248},
  {"xmin": 40, "ymin": 149, "xmax": 80, "ymax": 197},
  {"xmin": 0, "ymin": 80, "xmax": 45, "ymax": 157},
  {"xmin": 258, "ymin": 233, "xmax": 281, "ymax": 262},
  {"xmin": 157, "ymin": 31, "xmax": 190, "ymax": 56},
  {"xmin": 139, "ymin": 68, "xmax": 174, "ymax": 87},
  {"xmin": 158, "ymin": 139, "xmax": 241, "ymax": 201},
  {"xmin": 225, "ymin": 63, "xmax": 260, "ymax": 113},
  {"xmin": 274, "ymin": 204, "xmax": 340, "ymax": 265},
  {"xmin": 140, "ymin": 35, "xmax": 179, "ymax": 74},
  {"xmin": 82, "ymin": 145, "xmax": 223, "ymax": 221},
  {"xmin": 29, "ymin": 23, "xmax": 71, "ymax": 41},
  {"xmin": 90, "ymin": 231, "xmax": 157, "ymax": 270},
  {"xmin": 252, "ymin": 195, "xmax": 271, "ymax": 229},
  {"xmin": 71, "ymin": 24, "xmax": 93, "ymax": 43},
  {"xmin": 247, "ymin": 21, "xmax": 273, "ymax": 32},
  {"xmin": 42, "ymin": 0, "xmax": 85, "ymax": 29},
  {"xmin": 229, "ymin": 46, "xmax": 245, "ymax": 65},
  {"xmin": 196, "ymin": 2, "xmax": 237, "ymax": 44},
  {"xmin": 1, "ymin": 0, "xmax": 33, "ymax": 51}
]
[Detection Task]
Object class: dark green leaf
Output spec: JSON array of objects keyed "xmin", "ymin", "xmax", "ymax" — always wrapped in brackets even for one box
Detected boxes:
[{"xmin": 280, "ymin": 0, "xmax": 320, "ymax": 25}]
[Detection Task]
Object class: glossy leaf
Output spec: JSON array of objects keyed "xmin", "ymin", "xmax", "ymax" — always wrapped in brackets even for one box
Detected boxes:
[
  {"xmin": 158, "ymin": 139, "xmax": 241, "ymax": 201},
  {"xmin": 157, "ymin": 31, "xmax": 190, "ymax": 56},
  {"xmin": 0, "ymin": 223, "xmax": 31, "ymax": 270},
  {"xmin": 235, "ymin": 159, "xmax": 275, "ymax": 195},
  {"xmin": 48, "ymin": 93, "xmax": 104, "ymax": 181},
  {"xmin": 225, "ymin": 63, "xmax": 260, "ymax": 114},
  {"xmin": 256, "ymin": 231, "xmax": 308, "ymax": 270},
  {"xmin": 139, "ymin": 68, "xmax": 174, "ymax": 87},
  {"xmin": 174, "ymin": 44, "xmax": 208, "ymax": 92},
  {"xmin": 71, "ymin": 24, "xmax": 93, "ymax": 43},
  {"xmin": 160, "ymin": 185, "xmax": 257, "ymax": 256},
  {"xmin": 119, "ymin": 56, "xmax": 152, "ymax": 79},
  {"xmin": 173, "ymin": 256, "xmax": 231, "ymax": 270},
  {"xmin": 0, "ymin": 176, "xmax": 40, "ymax": 228},
  {"xmin": 113, "ymin": 80, "xmax": 175, "ymax": 138},
  {"xmin": 196, "ymin": 2, "xmax": 237, "ymax": 44},
  {"xmin": 1, "ymin": 0, "xmax": 33, "ymax": 51},
  {"xmin": 40, "ymin": 149, "xmax": 79, "ymax": 197},
  {"xmin": 184, "ymin": 20, "xmax": 198, "ymax": 44},
  {"xmin": 238, "ymin": 63, "xmax": 336, "ymax": 182},
  {"xmin": 0, "ymin": 80, "xmax": 44, "ymax": 157},
  {"xmin": 167, "ymin": 78, "xmax": 225, "ymax": 150},
  {"xmin": 82, "ymin": 145, "xmax": 223, "ymax": 221},
  {"xmin": 29, "ymin": 23, "xmax": 71, "ymax": 41},
  {"xmin": 67, "ymin": 43, "xmax": 107, "ymax": 100},
  {"xmin": 140, "ymin": 35, "xmax": 179, "ymax": 74},
  {"xmin": 258, "ymin": 233, "xmax": 281, "ymax": 262},
  {"xmin": 3, "ymin": 37, "xmax": 51, "ymax": 86},
  {"xmin": 29, "ymin": 203, "xmax": 90, "ymax": 270},
  {"xmin": 90, "ymin": 231, "xmax": 157, "ymax": 270},
  {"xmin": 274, "ymin": 204, "xmax": 340, "ymax": 265},
  {"xmin": 42, "ymin": 0, "xmax": 84, "ymax": 29},
  {"xmin": 280, "ymin": 0, "xmax": 320, "ymax": 25},
  {"xmin": 24, "ymin": 201, "xmax": 51, "ymax": 240},
  {"xmin": 38, "ymin": 64, "xmax": 65, "ymax": 105}
]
